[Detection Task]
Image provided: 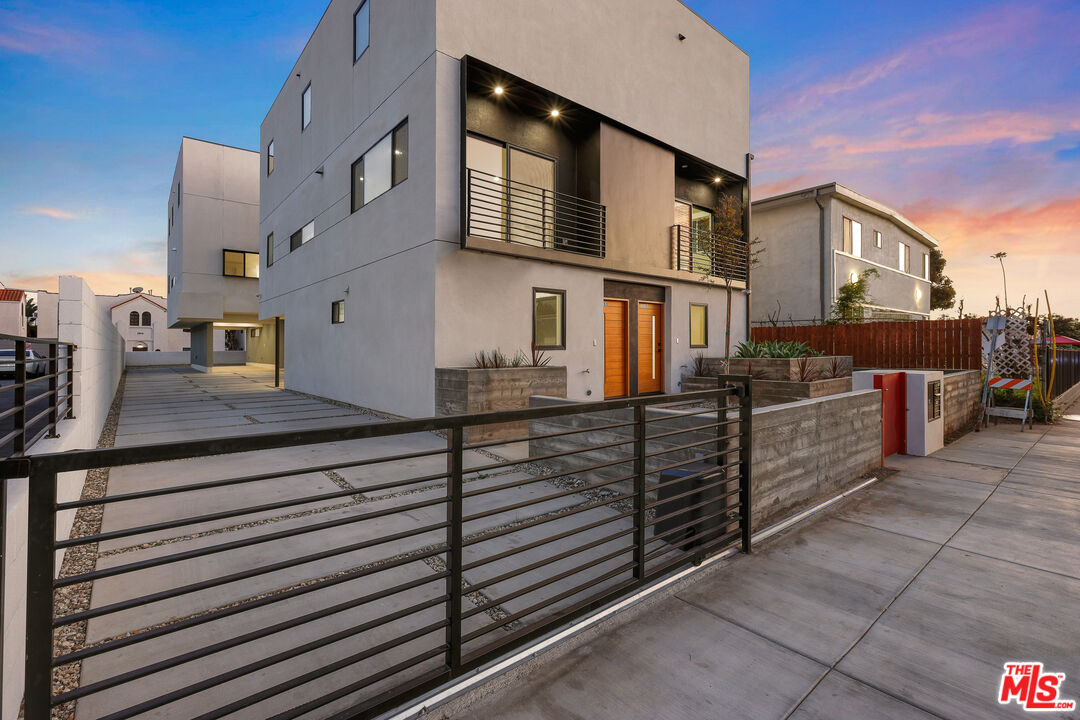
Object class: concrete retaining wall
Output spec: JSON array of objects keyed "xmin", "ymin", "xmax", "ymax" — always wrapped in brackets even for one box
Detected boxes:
[
  {"xmin": 943, "ymin": 369, "xmax": 982, "ymax": 441},
  {"xmin": 528, "ymin": 388, "xmax": 881, "ymax": 532},
  {"xmin": 4, "ymin": 275, "xmax": 124, "ymax": 719},
  {"xmin": 436, "ymin": 367, "xmax": 567, "ymax": 441},
  {"xmin": 124, "ymin": 350, "xmax": 250, "ymax": 367}
]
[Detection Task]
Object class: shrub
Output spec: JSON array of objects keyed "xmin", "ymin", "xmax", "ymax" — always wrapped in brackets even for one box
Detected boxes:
[{"xmin": 734, "ymin": 339, "xmax": 821, "ymax": 359}]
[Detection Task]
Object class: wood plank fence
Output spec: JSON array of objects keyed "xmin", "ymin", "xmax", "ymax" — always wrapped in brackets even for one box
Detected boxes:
[{"xmin": 751, "ymin": 318, "xmax": 984, "ymax": 370}]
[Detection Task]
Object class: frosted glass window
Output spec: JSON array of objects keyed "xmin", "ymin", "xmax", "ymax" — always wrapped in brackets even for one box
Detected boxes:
[{"xmin": 363, "ymin": 134, "xmax": 392, "ymax": 203}]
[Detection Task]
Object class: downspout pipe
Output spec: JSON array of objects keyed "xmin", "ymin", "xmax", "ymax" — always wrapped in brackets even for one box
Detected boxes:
[
  {"xmin": 744, "ymin": 153, "xmax": 753, "ymax": 342},
  {"xmin": 814, "ymin": 188, "xmax": 828, "ymax": 322}
]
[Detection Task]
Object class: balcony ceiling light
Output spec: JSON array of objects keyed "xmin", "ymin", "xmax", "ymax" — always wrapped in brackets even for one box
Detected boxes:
[
  {"xmin": 493, "ymin": 85, "xmax": 504, "ymax": 95},
  {"xmin": 550, "ymin": 108, "xmax": 560, "ymax": 118},
  {"xmin": 713, "ymin": 177, "xmax": 722, "ymax": 183}
]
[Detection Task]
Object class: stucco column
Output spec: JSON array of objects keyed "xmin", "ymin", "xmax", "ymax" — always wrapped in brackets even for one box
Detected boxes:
[{"xmin": 190, "ymin": 322, "xmax": 214, "ymax": 373}]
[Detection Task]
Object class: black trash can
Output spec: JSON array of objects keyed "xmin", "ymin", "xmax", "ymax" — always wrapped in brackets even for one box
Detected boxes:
[{"xmin": 654, "ymin": 459, "xmax": 729, "ymax": 552}]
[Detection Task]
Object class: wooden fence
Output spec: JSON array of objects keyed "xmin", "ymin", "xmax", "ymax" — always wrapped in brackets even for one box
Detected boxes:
[{"xmin": 751, "ymin": 318, "xmax": 984, "ymax": 370}]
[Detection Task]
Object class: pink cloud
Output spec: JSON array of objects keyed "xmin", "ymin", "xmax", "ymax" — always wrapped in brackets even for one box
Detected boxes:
[
  {"xmin": 0, "ymin": 13, "xmax": 103, "ymax": 63},
  {"xmin": 905, "ymin": 196, "xmax": 1080, "ymax": 257},
  {"xmin": 842, "ymin": 110, "xmax": 1080, "ymax": 154},
  {"xmin": 22, "ymin": 206, "xmax": 79, "ymax": 220}
]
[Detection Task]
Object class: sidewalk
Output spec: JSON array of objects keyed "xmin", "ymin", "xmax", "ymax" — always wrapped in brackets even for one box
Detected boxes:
[{"xmin": 463, "ymin": 407, "xmax": 1080, "ymax": 720}]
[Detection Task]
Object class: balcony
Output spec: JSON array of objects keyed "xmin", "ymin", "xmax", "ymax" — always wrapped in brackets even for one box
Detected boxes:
[
  {"xmin": 671, "ymin": 225, "xmax": 750, "ymax": 283},
  {"xmin": 466, "ymin": 168, "xmax": 606, "ymax": 259}
]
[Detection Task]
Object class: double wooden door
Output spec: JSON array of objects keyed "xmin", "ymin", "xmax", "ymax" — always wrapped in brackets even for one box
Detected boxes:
[{"xmin": 603, "ymin": 298, "xmax": 664, "ymax": 398}]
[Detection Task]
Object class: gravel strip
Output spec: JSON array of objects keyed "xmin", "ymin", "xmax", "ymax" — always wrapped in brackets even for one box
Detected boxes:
[{"xmin": 50, "ymin": 371, "xmax": 127, "ymax": 720}]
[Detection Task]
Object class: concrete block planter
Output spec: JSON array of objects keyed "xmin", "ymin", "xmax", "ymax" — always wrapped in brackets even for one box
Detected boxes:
[
  {"xmin": 753, "ymin": 377, "xmax": 852, "ymax": 407},
  {"xmin": 725, "ymin": 356, "xmax": 853, "ymax": 381},
  {"xmin": 435, "ymin": 366, "xmax": 567, "ymax": 442}
]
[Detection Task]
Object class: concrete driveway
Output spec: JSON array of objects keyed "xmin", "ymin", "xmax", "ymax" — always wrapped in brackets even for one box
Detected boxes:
[
  {"xmin": 65, "ymin": 366, "xmax": 643, "ymax": 719},
  {"xmin": 463, "ymin": 406, "xmax": 1080, "ymax": 720}
]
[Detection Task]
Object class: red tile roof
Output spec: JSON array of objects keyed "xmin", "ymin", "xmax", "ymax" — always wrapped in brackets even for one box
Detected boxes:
[{"xmin": 0, "ymin": 289, "xmax": 25, "ymax": 302}]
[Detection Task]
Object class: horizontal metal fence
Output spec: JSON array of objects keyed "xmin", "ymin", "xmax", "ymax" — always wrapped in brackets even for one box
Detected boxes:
[
  {"xmin": 1, "ymin": 333, "xmax": 76, "ymax": 458},
  {"xmin": 1, "ymin": 376, "xmax": 751, "ymax": 720},
  {"xmin": 466, "ymin": 168, "xmax": 607, "ymax": 258},
  {"xmin": 671, "ymin": 225, "xmax": 750, "ymax": 283}
]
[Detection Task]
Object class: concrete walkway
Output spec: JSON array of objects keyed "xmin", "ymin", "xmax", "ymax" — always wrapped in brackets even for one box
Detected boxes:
[
  {"xmin": 464, "ymin": 407, "xmax": 1080, "ymax": 720},
  {"xmin": 71, "ymin": 366, "xmax": 643, "ymax": 719}
]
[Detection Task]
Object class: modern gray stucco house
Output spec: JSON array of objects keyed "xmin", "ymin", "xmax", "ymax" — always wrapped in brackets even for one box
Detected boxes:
[
  {"xmin": 167, "ymin": 137, "xmax": 269, "ymax": 371},
  {"xmin": 258, "ymin": 0, "xmax": 752, "ymax": 417},
  {"xmin": 751, "ymin": 183, "xmax": 936, "ymax": 324}
]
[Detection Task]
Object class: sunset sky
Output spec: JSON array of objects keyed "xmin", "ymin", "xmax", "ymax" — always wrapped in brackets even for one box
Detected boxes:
[{"xmin": 1, "ymin": 0, "xmax": 1078, "ymax": 317}]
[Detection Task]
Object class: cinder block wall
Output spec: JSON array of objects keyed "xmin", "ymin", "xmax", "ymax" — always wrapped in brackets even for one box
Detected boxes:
[
  {"xmin": 943, "ymin": 370, "xmax": 982, "ymax": 440},
  {"xmin": 528, "ymin": 388, "xmax": 882, "ymax": 532}
]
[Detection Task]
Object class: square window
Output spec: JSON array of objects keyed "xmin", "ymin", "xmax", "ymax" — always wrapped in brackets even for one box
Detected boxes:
[
  {"xmin": 302, "ymin": 84, "xmax": 312, "ymax": 130},
  {"xmin": 354, "ymin": 1, "xmax": 369, "ymax": 61},
  {"xmin": 690, "ymin": 304, "xmax": 708, "ymax": 348},
  {"xmin": 533, "ymin": 289, "xmax": 565, "ymax": 349},
  {"xmin": 267, "ymin": 140, "xmax": 275, "ymax": 175},
  {"xmin": 331, "ymin": 300, "xmax": 345, "ymax": 324},
  {"xmin": 223, "ymin": 250, "xmax": 245, "ymax": 277}
]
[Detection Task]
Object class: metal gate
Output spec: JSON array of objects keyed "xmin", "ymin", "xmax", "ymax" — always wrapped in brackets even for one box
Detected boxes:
[{"xmin": 1, "ymin": 376, "xmax": 752, "ymax": 720}]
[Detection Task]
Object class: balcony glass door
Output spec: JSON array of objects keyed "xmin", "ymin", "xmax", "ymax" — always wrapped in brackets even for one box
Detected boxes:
[
  {"xmin": 674, "ymin": 201, "xmax": 714, "ymax": 275},
  {"xmin": 508, "ymin": 148, "xmax": 555, "ymax": 248}
]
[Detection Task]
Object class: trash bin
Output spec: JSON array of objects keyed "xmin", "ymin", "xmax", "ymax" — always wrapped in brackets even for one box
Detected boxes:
[{"xmin": 654, "ymin": 459, "xmax": 728, "ymax": 552}]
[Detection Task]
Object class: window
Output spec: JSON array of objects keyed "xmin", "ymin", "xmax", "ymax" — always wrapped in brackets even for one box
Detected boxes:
[
  {"xmin": 249, "ymin": 327, "xmax": 261, "ymax": 338},
  {"xmin": 223, "ymin": 250, "xmax": 260, "ymax": 278},
  {"xmin": 899, "ymin": 242, "xmax": 911, "ymax": 273},
  {"xmin": 331, "ymin": 300, "xmax": 345, "ymax": 324},
  {"xmin": 266, "ymin": 232, "xmax": 274, "ymax": 267},
  {"xmin": 290, "ymin": 221, "xmax": 314, "ymax": 251},
  {"xmin": 302, "ymin": 84, "xmax": 312, "ymax": 130},
  {"xmin": 843, "ymin": 217, "xmax": 861, "ymax": 257},
  {"xmin": 923, "ymin": 252, "xmax": 930, "ymax": 280},
  {"xmin": 129, "ymin": 311, "xmax": 139, "ymax": 326},
  {"xmin": 351, "ymin": 119, "xmax": 408, "ymax": 211},
  {"xmin": 177, "ymin": 182, "xmax": 180, "ymax": 207},
  {"xmin": 142, "ymin": 312, "xmax": 152, "ymax": 326},
  {"xmin": 267, "ymin": 140, "xmax": 275, "ymax": 176},
  {"xmin": 690, "ymin": 304, "xmax": 708, "ymax": 348},
  {"xmin": 874, "ymin": 230, "xmax": 882, "ymax": 248},
  {"xmin": 353, "ymin": 1, "xmax": 369, "ymax": 61},
  {"xmin": 533, "ymin": 289, "xmax": 565, "ymax": 350}
]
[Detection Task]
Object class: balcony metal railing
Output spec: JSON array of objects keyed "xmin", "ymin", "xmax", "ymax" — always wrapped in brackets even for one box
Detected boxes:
[
  {"xmin": 672, "ymin": 225, "xmax": 750, "ymax": 283},
  {"xmin": 467, "ymin": 168, "xmax": 606, "ymax": 258},
  {"xmin": 1, "ymin": 333, "xmax": 75, "ymax": 458}
]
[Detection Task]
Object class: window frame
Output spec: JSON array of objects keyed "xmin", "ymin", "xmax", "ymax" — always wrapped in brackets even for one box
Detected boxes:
[
  {"xmin": 353, "ymin": 0, "xmax": 370, "ymax": 63},
  {"xmin": 267, "ymin": 139, "xmax": 275, "ymax": 176},
  {"xmin": 301, "ymin": 83, "xmax": 312, "ymax": 131},
  {"xmin": 331, "ymin": 300, "xmax": 346, "ymax": 324},
  {"xmin": 222, "ymin": 249, "xmax": 260, "ymax": 278},
  {"xmin": 689, "ymin": 303, "xmax": 708, "ymax": 348},
  {"xmin": 532, "ymin": 288, "xmax": 566, "ymax": 351},
  {"xmin": 351, "ymin": 118, "xmax": 408, "ymax": 213}
]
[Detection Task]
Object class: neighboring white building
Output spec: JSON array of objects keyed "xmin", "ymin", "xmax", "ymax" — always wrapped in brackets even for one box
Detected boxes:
[
  {"xmin": 167, "ymin": 137, "xmax": 269, "ymax": 371},
  {"xmin": 752, "ymin": 183, "xmax": 936, "ymax": 324},
  {"xmin": 258, "ymin": 0, "xmax": 752, "ymax": 417},
  {"xmin": 0, "ymin": 289, "xmax": 28, "ymax": 336},
  {"xmin": 104, "ymin": 293, "xmax": 186, "ymax": 352}
]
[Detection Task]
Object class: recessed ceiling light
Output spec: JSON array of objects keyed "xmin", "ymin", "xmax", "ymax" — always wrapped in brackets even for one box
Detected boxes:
[
  {"xmin": 550, "ymin": 109, "xmax": 560, "ymax": 117},
  {"xmin": 713, "ymin": 177, "xmax": 722, "ymax": 183},
  {"xmin": 494, "ymin": 85, "xmax": 504, "ymax": 95}
]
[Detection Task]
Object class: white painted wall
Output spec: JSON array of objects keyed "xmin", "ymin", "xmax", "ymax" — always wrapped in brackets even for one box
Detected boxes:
[
  {"xmin": 2, "ymin": 276, "xmax": 124, "ymax": 717},
  {"xmin": 0, "ymin": 296, "xmax": 27, "ymax": 336}
]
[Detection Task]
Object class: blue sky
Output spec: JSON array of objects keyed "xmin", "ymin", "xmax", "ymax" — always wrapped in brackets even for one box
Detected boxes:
[{"xmin": 2, "ymin": 0, "xmax": 1078, "ymax": 315}]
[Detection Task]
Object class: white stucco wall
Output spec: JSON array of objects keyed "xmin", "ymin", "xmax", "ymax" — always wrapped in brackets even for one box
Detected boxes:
[
  {"xmin": 3, "ymin": 275, "xmax": 123, "ymax": 718},
  {"xmin": 0, "ymin": 297, "xmax": 27, "ymax": 337}
]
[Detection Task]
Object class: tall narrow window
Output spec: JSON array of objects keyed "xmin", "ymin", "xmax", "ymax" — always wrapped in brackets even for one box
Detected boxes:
[
  {"xmin": 142, "ymin": 312, "xmax": 152, "ymax": 326},
  {"xmin": 129, "ymin": 311, "xmax": 139, "ymax": 326},
  {"xmin": 351, "ymin": 119, "xmax": 408, "ymax": 211},
  {"xmin": 267, "ymin": 140, "xmax": 275, "ymax": 175},
  {"xmin": 843, "ymin": 217, "xmax": 861, "ymax": 256},
  {"xmin": 353, "ymin": 1, "xmax": 369, "ymax": 61},
  {"xmin": 690, "ymin": 304, "xmax": 708, "ymax": 348},
  {"xmin": 331, "ymin": 300, "xmax": 345, "ymax": 324},
  {"xmin": 302, "ymin": 84, "xmax": 312, "ymax": 130},
  {"xmin": 899, "ymin": 242, "xmax": 911, "ymax": 273},
  {"xmin": 874, "ymin": 230, "xmax": 882, "ymax": 248},
  {"xmin": 533, "ymin": 289, "xmax": 565, "ymax": 350},
  {"xmin": 923, "ymin": 252, "xmax": 930, "ymax": 280},
  {"xmin": 267, "ymin": 232, "xmax": 274, "ymax": 267}
]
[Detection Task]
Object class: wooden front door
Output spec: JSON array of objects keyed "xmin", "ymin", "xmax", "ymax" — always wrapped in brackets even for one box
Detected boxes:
[
  {"xmin": 637, "ymin": 302, "xmax": 664, "ymax": 394},
  {"xmin": 603, "ymin": 299, "xmax": 629, "ymax": 398}
]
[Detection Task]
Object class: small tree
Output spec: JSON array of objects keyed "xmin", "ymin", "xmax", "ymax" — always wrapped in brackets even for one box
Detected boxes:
[
  {"xmin": 992, "ymin": 251, "xmax": 1009, "ymax": 309},
  {"xmin": 928, "ymin": 248, "xmax": 955, "ymax": 310},
  {"xmin": 828, "ymin": 268, "xmax": 879, "ymax": 324},
  {"xmin": 689, "ymin": 194, "xmax": 760, "ymax": 357}
]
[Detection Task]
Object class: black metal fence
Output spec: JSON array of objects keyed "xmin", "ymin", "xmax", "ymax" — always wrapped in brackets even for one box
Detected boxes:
[
  {"xmin": 1039, "ymin": 346, "xmax": 1080, "ymax": 399},
  {"xmin": 0, "ymin": 333, "xmax": 75, "ymax": 458},
  {"xmin": 671, "ymin": 225, "xmax": 750, "ymax": 283},
  {"xmin": 1, "ymin": 377, "xmax": 751, "ymax": 720},
  {"xmin": 466, "ymin": 168, "xmax": 607, "ymax": 258}
]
